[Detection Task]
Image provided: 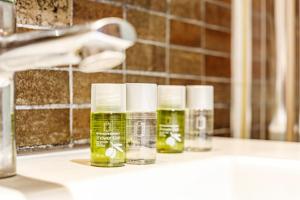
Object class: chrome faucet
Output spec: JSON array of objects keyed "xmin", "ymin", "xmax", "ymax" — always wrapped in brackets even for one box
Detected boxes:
[{"xmin": 0, "ymin": 0, "xmax": 136, "ymax": 178}]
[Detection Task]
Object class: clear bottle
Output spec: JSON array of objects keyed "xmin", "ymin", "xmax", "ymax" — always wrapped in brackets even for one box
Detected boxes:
[
  {"xmin": 185, "ymin": 85, "xmax": 214, "ymax": 151},
  {"xmin": 157, "ymin": 85, "xmax": 186, "ymax": 153},
  {"xmin": 90, "ymin": 83, "xmax": 126, "ymax": 167},
  {"xmin": 126, "ymin": 83, "xmax": 157, "ymax": 165}
]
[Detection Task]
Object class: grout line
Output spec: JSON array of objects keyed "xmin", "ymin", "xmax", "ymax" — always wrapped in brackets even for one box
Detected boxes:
[
  {"xmin": 170, "ymin": 44, "xmax": 230, "ymax": 58},
  {"xmin": 16, "ymin": 104, "xmax": 71, "ymax": 110},
  {"xmin": 71, "ymin": 104, "xmax": 91, "ymax": 109},
  {"xmin": 49, "ymin": 66, "xmax": 232, "ymax": 83},
  {"xmin": 169, "ymin": 15, "xmax": 231, "ymax": 33},
  {"xmin": 204, "ymin": 0, "xmax": 232, "ymax": 9},
  {"xmin": 137, "ymin": 39, "xmax": 230, "ymax": 58},
  {"xmin": 69, "ymin": 12, "xmax": 74, "ymax": 147},
  {"xmin": 68, "ymin": 64, "xmax": 74, "ymax": 147},
  {"xmin": 95, "ymin": 0, "xmax": 123, "ymax": 7},
  {"xmin": 124, "ymin": 70, "xmax": 168, "ymax": 77},
  {"xmin": 215, "ymin": 103, "xmax": 230, "ymax": 109},
  {"xmin": 260, "ymin": 0, "xmax": 267, "ymax": 139},
  {"xmin": 122, "ymin": 3, "xmax": 128, "ymax": 83},
  {"xmin": 214, "ymin": 128, "xmax": 231, "ymax": 135},
  {"xmin": 71, "ymin": 68, "xmax": 124, "ymax": 74},
  {"xmin": 165, "ymin": 0, "xmax": 171, "ymax": 84},
  {"xmin": 136, "ymin": 38, "xmax": 166, "ymax": 47},
  {"xmin": 16, "ymin": 102, "xmax": 229, "ymax": 110},
  {"xmin": 201, "ymin": 0, "xmax": 207, "ymax": 84}
]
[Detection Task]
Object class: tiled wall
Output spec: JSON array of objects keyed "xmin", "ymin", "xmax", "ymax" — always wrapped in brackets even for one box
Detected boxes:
[{"xmin": 14, "ymin": 0, "xmax": 231, "ymax": 152}]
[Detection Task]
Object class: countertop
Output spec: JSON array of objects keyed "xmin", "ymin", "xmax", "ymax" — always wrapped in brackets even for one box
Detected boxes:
[{"xmin": 1, "ymin": 137, "xmax": 300, "ymax": 200}]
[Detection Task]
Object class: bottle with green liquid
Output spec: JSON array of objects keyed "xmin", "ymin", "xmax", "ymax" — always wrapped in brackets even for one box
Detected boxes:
[
  {"xmin": 157, "ymin": 85, "xmax": 186, "ymax": 153},
  {"xmin": 90, "ymin": 84, "xmax": 126, "ymax": 167}
]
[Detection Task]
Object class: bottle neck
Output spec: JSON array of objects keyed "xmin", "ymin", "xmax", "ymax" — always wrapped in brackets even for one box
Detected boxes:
[{"xmin": 0, "ymin": 0, "xmax": 15, "ymax": 36}]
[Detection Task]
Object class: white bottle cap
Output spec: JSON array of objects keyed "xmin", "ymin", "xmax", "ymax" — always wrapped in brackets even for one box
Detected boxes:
[
  {"xmin": 187, "ymin": 85, "xmax": 214, "ymax": 110},
  {"xmin": 91, "ymin": 83, "xmax": 126, "ymax": 112},
  {"xmin": 158, "ymin": 85, "xmax": 186, "ymax": 110},
  {"xmin": 126, "ymin": 83, "xmax": 157, "ymax": 112}
]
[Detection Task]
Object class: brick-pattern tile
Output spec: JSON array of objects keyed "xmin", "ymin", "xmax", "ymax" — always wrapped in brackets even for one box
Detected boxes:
[
  {"xmin": 15, "ymin": 70, "xmax": 69, "ymax": 105},
  {"xmin": 214, "ymin": 108, "xmax": 230, "ymax": 129},
  {"xmin": 205, "ymin": 2, "xmax": 231, "ymax": 27},
  {"xmin": 170, "ymin": 0, "xmax": 202, "ymax": 20},
  {"xmin": 16, "ymin": 0, "xmax": 72, "ymax": 27},
  {"xmin": 205, "ymin": 81, "xmax": 231, "ymax": 105},
  {"xmin": 73, "ymin": 0, "xmax": 123, "ymax": 24},
  {"xmin": 205, "ymin": 29, "xmax": 231, "ymax": 52},
  {"xmin": 205, "ymin": 55, "xmax": 231, "ymax": 77},
  {"xmin": 73, "ymin": 108, "xmax": 90, "ymax": 141},
  {"xmin": 73, "ymin": 72, "xmax": 124, "ymax": 104},
  {"xmin": 126, "ymin": 43, "xmax": 166, "ymax": 72},
  {"xmin": 127, "ymin": 9, "xmax": 166, "ymax": 42},
  {"xmin": 169, "ymin": 49, "xmax": 204, "ymax": 75},
  {"xmin": 170, "ymin": 20, "xmax": 202, "ymax": 47},
  {"xmin": 14, "ymin": 0, "xmax": 234, "ymax": 150},
  {"xmin": 15, "ymin": 109, "xmax": 70, "ymax": 147}
]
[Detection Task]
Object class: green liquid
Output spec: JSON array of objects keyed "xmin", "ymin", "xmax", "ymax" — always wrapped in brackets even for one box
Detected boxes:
[
  {"xmin": 90, "ymin": 112, "xmax": 126, "ymax": 167},
  {"xmin": 157, "ymin": 110, "xmax": 185, "ymax": 153}
]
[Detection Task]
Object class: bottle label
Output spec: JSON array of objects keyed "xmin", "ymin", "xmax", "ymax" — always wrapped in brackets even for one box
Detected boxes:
[
  {"xmin": 126, "ymin": 114, "xmax": 156, "ymax": 150},
  {"xmin": 157, "ymin": 110, "xmax": 185, "ymax": 152},
  {"xmin": 196, "ymin": 115, "xmax": 207, "ymax": 130},
  {"xmin": 159, "ymin": 124, "xmax": 181, "ymax": 146},
  {"xmin": 90, "ymin": 113, "xmax": 125, "ymax": 164}
]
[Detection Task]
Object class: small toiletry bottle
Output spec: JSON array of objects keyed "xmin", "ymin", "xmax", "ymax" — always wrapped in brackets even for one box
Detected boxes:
[
  {"xmin": 90, "ymin": 84, "xmax": 126, "ymax": 167},
  {"xmin": 126, "ymin": 83, "xmax": 157, "ymax": 164},
  {"xmin": 157, "ymin": 85, "xmax": 186, "ymax": 153},
  {"xmin": 185, "ymin": 85, "xmax": 214, "ymax": 151}
]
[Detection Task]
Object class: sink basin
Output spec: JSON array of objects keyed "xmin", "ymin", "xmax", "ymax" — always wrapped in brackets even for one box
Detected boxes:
[
  {"xmin": 1, "ymin": 138, "xmax": 300, "ymax": 200},
  {"xmin": 70, "ymin": 156, "xmax": 300, "ymax": 200}
]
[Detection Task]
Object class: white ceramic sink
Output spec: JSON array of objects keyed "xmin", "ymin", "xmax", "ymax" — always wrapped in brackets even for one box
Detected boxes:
[
  {"xmin": 1, "ymin": 138, "xmax": 300, "ymax": 200},
  {"xmin": 70, "ymin": 156, "xmax": 300, "ymax": 200}
]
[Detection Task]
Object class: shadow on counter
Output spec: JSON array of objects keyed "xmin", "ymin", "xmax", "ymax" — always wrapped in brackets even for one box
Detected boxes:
[{"xmin": 0, "ymin": 175, "xmax": 73, "ymax": 200}]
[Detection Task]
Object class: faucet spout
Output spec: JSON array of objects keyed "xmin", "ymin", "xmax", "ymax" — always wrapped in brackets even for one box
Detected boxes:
[{"xmin": 0, "ymin": 17, "xmax": 136, "ymax": 73}]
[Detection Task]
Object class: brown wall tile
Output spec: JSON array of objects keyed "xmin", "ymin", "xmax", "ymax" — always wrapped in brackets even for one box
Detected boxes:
[
  {"xmin": 252, "ymin": 82, "xmax": 261, "ymax": 105},
  {"xmin": 126, "ymin": 43, "xmax": 166, "ymax": 72},
  {"xmin": 205, "ymin": 29, "xmax": 231, "ymax": 52},
  {"xmin": 16, "ymin": 109, "xmax": 70, "ymax": 147},
  {"xmin": 206, "ymin": 81, "xmax": 231, "ymax": 105},
  {"xmin": 169, "ymin": 49, "xmax": 204, "ymax": 75},
  {"xmin": 170, "ymin": 0, "xmax": 202, "ymax": 20},
  {"xmin": 126, "ymin": 75, "xmax": 166, "ymax": 84},
  {"xmin": 73, "ymin": 0, "xmax": 123, "ymax": 24},
  {"xmin": 205, "ymin": 55, "xmax": 231, "ymax": 77},
  {"xmin": 205, "ymin": 2, "xmax": 231, "ymax": 27},
  {"xmin": 170, "ymin": 20, "xmax": 202, "ymax": 47},
  {"xmin": 73, "ymin": 108, "xmax": 90, "ymax": 141},
  {"xmin": 253, "ymin": 0, "xmax": 262, "ymax": 12},
  {"xmin": 214, "ymin": 108, "xmax": 230, "ymax": 129},
  {"xmin": 15, "ymin": 70, "xmax": 69, "ymax": 105},
  {"xmin": 252, "ymin": 105, "xmax": 261, "ymax": 125},
  {"xmin": 16, "ymin": 0, "xmax": 72, "ymax": 27},
  {"xmin": 73, "ymin": 72, "xmax": 123, "ymax": 104},
  {"xmin": 127, "ymin": 9, "xmax": 166, "ymax": 42},
  {"xmin": 126, "ymin": 0, "xmax": 167, "ymax": 12}
]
